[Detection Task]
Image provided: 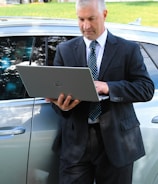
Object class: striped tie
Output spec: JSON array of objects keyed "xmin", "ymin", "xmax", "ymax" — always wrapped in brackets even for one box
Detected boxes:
[{"xmin": 88, "ymin": 41, "xmax": 101, "ymax": 121}]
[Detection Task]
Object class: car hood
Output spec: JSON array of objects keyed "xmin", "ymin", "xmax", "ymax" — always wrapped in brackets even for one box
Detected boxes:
[{"xmin": 0, "ymin": 16, "xmax": 158, "ymax": 45}]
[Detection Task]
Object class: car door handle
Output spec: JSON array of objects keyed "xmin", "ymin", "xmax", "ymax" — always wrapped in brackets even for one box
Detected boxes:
[
  {"xmin": 152, "ymin": 116, "xmax": 158, "ymax": 124},
  {"xmin": 0, "ymin": 126, "xmax": 25, "ymax": 136}
]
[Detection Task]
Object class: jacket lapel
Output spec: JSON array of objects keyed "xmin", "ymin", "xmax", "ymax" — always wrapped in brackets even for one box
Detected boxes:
[
  {"xmin": 73, "ymin": 37, "xmax": 87, "ymax": 67},
  {"xmin": 99, "ymin": 31, "xmax": 118, "ymax": 80},
  {"xmin": 71, "ymin": 34, "xmax": 118, "ymax": 76}
]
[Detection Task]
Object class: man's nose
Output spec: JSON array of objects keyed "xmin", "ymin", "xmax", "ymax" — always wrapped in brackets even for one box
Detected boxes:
[{"xmin": 83, "ymin": 20, "xmax": 91, "ymax": 29}]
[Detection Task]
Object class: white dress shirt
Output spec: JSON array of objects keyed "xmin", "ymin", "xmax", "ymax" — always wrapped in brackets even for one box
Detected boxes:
[{"xmin": 83, "ymin": 29, "xmax": 108, "ymax": 73}]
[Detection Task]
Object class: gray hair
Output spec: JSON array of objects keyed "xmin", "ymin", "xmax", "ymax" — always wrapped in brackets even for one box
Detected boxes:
[{"xmin": 76, "ymin": 0, "xmax": 106, "ymax": 12}]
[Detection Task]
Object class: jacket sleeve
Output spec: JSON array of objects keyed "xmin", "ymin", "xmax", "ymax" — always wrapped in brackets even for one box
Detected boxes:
[{"xmin": 107, "ymin": 42, "xmax": 154, "ymax": 103}]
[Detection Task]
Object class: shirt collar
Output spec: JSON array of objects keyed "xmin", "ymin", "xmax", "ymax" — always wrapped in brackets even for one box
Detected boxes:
[{"xmin": 83, "ymin": 28, "xmax": 108, "ymax": 48}]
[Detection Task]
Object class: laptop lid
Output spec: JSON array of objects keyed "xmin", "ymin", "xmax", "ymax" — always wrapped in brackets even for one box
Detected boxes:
[{"xmin": 16, "ymin": 65, "xmax": 109, "ymax": 102}]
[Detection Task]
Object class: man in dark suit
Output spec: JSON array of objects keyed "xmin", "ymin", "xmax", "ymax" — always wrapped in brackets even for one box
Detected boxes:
[{"xmin": 47, "ymin": 0, "xmax": 154, "ymax": 183}]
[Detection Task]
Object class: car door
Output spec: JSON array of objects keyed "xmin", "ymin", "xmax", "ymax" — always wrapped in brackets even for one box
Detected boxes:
[
  {"xmin": 133, "ymin": 42, "xmax": 158, "ymax": 184},
  {"xmin": 0, "ymin": 36, "xmax": 35, "ymax": 184},
  {"xmin": 27, "ymin": 98, "xmax": 60, "ymax": 184},
  {"xmin": 25, "ymin": 35, "xmax": 74, "ymax": 184},
  {"xmin": 0, "ymin": 34, "xmax": 74, "ymax": 184}
]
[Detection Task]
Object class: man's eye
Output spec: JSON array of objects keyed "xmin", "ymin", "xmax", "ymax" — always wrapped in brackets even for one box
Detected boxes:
[
  {"xmin": 89, "ymin": 17, "xmax": 95, "ymax": 21},
  {"xmin": 79, "ymin": 18, "xmax": 84, "ymax": 22}
]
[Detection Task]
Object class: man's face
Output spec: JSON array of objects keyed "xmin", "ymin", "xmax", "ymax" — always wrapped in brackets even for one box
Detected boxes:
[{"xmin": 76, "ymin": 1, "xmax": 107, "ymax": 40}]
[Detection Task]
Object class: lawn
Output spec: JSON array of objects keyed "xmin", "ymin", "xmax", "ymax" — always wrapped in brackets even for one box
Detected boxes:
[{"xmin": 0, "ymin": 1, "xmax": 158, "ymax": 27}]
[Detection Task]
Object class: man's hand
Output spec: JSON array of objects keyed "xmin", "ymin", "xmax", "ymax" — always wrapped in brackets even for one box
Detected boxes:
[
  {"xmin": 46, "ymin": 93, "xmax": 80, "ymax": 111},
  {"xmin": 94, "ymin": 81, "xmax": 109, "ymax": 95}
]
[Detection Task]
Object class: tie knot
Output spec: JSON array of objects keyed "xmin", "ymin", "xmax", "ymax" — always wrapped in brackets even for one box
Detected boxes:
[{"xmin": 90, "ymin": 40, "xmax": 97, "ymax": 50}]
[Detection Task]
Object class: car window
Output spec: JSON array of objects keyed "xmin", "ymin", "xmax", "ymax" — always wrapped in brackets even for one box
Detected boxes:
[
  {"xmin": 1, "ymin": 36, "xmax": 156, "ymax": 100},
  {"xmin": 31, "ymin": 36, "xmax": 73, "ymax": 66},
  {"xmin": 0, "ymin": 36, "xmax": 74, "ymax": 100},
  {"xmin": 139, "ymin": 42, "xmax": 158, "ymax": 89},
  {"xmin": 0, "ymin": 37, "xmax": 33, "ymax": 100}
]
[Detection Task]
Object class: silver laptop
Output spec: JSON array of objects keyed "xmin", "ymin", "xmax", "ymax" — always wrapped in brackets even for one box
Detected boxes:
[{"xmin": 16, "ymin": 65, "xmax": 109, "ymax": 102}]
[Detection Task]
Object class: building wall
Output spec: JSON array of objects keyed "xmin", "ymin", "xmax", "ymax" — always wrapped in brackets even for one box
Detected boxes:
[
  {"xmin": 0, "ymin": 0, "xmax": 76, "ymax": 3},
  {"xmin": 6, "ymin": 0, "xmax": 20, "ymax": 3},
  {"xmin": 1, "ymin": 0, "xmax": 20, "ymax": 4},
  {"xmin": 0, "ymin": 0, "xmax": 7, "ymax": 4}
]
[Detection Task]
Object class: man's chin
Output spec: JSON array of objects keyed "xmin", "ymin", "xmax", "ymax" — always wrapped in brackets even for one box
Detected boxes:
[{"xmin": 84, "ymin": 33, "xmax": 96, "ymax": 40}]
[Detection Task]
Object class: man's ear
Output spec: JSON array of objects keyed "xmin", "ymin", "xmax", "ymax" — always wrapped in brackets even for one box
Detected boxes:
[{"xmin": 103, "ymin": 10, "xmax": 108, "ymax": 20}]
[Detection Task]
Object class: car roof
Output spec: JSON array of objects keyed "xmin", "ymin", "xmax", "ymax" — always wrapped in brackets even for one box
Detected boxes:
[{"xmin": 0, "ymin": 16, "xmax": 158, "ymax": 45}]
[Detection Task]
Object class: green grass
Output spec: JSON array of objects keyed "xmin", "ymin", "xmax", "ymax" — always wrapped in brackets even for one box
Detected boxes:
[
  {"xmin": 106, "ymin": 2, "xmax": 158, "ymax": 27},
  {"xmin": 0, "ymin": 1, "xmax": 158, "ymax": 27}
]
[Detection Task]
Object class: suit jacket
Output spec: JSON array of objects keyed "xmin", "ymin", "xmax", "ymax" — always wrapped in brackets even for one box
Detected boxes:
[{"xmin": 52, "ymin": 31, "xmax": 154, "ymax": 168}]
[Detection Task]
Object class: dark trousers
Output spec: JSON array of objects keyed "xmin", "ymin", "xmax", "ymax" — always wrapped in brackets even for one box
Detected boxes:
[{"xmin": 59, "ymin": 123, "xmax": 133, "ymax": 184}]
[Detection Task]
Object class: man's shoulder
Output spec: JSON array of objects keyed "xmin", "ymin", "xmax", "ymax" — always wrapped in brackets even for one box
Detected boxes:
[
  {"xmin": 60, "ymin": 36, "xmax": 83, "ymax": 47},
  {"xmin": 108, "ymin": 31, "xmax": 137, "ymax": 47}
]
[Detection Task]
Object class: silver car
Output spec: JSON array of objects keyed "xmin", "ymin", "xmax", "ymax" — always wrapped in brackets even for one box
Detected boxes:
[{"xmin": 0, "ymin": 17, "xmax": 158, "ymax": 184}]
